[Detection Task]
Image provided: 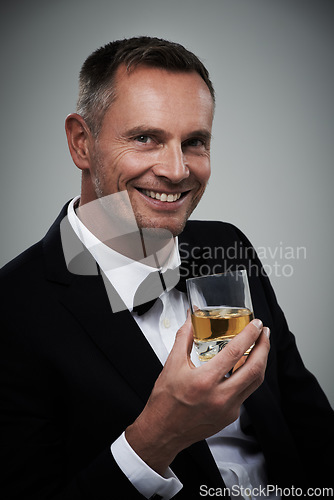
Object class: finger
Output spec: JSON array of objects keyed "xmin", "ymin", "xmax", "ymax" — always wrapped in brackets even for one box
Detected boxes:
[
  {"xmin": 232, "ymin": 326, "xmax": 270, "ymax": 374},
  {"xmin": 226, "ymin": 327, "xmax": 270, "ymax": 401},
  {"xmin": 231, "ymin": 355, "xmax": 247, "ymax": 373},
  {"xmin": 202, "ymin": 319, "xmax": 264, "ymax": 378}
]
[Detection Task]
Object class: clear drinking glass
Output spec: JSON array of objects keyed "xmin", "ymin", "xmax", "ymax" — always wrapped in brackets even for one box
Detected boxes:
[{"xmin": 186, "ymin": 271, "xmax": 254, "ymax": 362}]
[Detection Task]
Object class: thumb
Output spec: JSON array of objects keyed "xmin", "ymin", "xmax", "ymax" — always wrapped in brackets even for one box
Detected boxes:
[{"xmin": 172, "ymin": 309, "xmax": 194, "ymax": 360}]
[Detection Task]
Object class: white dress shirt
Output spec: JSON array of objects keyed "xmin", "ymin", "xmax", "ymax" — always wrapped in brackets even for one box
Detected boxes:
[{"xmin": 67, "ymin": 197, "xmax": 279, "ymax": 500}]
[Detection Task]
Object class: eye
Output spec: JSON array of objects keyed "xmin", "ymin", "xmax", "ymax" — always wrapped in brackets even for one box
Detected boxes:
[
  {"xmin": 184, "ymin": 138, "xmax": 206, "ymax": 149},
  {"xmin": 134, "ymin": 135, "xmax": 152, "ymax": 144},
  {"xmin": 187, "ymin": 138, "xmax": 204, "ymax": 147}
]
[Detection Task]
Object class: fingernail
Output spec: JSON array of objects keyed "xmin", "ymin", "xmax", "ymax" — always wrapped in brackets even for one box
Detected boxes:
[
  {"xmin": 264, "ymin": 327, "xmax": 270, "ymax": 339},
  {"xmin": 251, "ymin": 318, "xmax": 263, "ymax": 330}
]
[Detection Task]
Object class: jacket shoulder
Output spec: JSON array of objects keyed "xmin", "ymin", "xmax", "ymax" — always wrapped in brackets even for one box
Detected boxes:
[
  {"xmin": 0, "ymin": 241, "xmax": 44, "ymax": 283},
  {"xmin": 0, "ymin": 201, "xmax": 70, "ymax": 287}
]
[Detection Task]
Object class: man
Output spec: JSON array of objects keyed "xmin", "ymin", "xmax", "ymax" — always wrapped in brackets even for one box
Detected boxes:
[{"xmin": 0, "ymin": 37, "xmax": 333, "ymax": 499}]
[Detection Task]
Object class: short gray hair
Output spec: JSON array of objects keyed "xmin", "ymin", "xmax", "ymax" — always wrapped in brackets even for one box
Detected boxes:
[{"xmin": 77, "ymin": 36, "xmax": 215, "ymax": 137}]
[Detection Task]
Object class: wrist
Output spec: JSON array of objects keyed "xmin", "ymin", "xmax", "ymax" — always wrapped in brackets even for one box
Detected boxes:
[{"xmin": 125, "ymin": 414, "xmax": 180, "ymax": 476}]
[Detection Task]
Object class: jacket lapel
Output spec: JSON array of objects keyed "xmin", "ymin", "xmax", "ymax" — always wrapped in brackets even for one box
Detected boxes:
[
  {"xmin": 63, "ymin": 274, "xmax": 163, "ymax": 402},
  {"xmin": 43, "ymin": 204, "xmax": 163, "ymax": 405}
]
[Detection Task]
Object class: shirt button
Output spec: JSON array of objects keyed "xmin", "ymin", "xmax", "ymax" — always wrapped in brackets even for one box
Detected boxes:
[{"xmin": 163, "ymin": 318, "xmax": 170, "ymax": 328}]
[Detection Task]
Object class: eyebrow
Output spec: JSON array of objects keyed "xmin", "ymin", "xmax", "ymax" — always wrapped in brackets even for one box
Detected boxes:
[
  {"xmin": 190, "ymin": 129, "xmax": 212, "ymax": 142},
  {"xmin": 124, "ymin": 125, "xmax": 212, "ymax": 142},
  {"xmin": 124, "ymin": 126, "xmax": 167, "ymax": 138}
]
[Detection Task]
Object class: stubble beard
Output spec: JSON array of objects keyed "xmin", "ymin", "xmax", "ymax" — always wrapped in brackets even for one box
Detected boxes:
[{"xmin": 91, "ymin": 151, "xmax": 206, "ymax": 239}]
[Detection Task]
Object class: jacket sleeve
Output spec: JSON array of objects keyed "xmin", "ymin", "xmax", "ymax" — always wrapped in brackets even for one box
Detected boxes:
[{"xmin": 231, "ymin": 223, "xmax": 334, "ymax": 488}]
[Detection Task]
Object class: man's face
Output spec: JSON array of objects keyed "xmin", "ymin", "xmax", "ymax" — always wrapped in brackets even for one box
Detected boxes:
[{"xmin": 87, "ymin": 65, "xmax": 214, "ymax": 236}]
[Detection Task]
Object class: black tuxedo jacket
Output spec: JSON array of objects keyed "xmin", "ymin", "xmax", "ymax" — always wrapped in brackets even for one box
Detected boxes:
[{"xmin": 1, "ymin": 203, "xmax": 333, "ymax": 499}]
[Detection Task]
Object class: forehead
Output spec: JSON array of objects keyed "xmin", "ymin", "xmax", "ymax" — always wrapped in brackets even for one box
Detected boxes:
[
  {"xmin": 104, "ymin": 64, "xmax": 214, "ymax": 130},
  {"xmin": 114, "ymin": 63, "xmax": 212, "ymax": 95}
]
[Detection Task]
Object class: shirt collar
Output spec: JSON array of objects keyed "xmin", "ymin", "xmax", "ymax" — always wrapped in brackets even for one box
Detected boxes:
[{"xmin": 67, "ymin": 196, "xmax": 180, "ymax": 311}]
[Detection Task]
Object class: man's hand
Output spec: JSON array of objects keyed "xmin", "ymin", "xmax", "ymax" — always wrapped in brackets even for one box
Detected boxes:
[{"xmin": 125, "ymin": 312, "xmax": 270, "ymax": 475}]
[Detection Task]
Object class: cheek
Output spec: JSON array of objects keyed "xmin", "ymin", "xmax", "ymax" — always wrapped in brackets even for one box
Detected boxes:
[
  {"xmin": 191, "ymin": 157, "xmax": 211, "ymax": 186},
  {"xmin": 106, "ymin": 148, "xmax": 155, "ymax": 183}
]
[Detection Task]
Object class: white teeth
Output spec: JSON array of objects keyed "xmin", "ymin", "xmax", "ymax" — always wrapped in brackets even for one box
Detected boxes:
[{"xmin": 142, "ymin": 190, "xmax": 182, "ymax": 202}]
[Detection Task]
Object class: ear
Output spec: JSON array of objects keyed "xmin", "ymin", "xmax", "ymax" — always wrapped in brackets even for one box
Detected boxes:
[{"xmin": 65, "ymin": 113, "xmax": 93, "ymax": 171}]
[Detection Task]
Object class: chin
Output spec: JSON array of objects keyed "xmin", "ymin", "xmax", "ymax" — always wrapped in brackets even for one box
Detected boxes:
[{"xmin": 135, "ymin": 215, "xmax": 187, "ymax": 238}]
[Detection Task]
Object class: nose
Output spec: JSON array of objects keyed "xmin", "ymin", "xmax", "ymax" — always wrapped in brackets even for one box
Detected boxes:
[{"xmin": 152, "ymin": 143, "xmax": 190, "ymax": 183}]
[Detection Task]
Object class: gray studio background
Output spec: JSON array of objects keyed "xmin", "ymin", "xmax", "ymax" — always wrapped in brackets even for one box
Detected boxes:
[{"xmin": 1, "ymin": 0, "xmax": 333, "ymax": 405}]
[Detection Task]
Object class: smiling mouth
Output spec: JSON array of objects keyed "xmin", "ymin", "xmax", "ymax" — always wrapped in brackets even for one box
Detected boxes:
[{"xmin": 138, "ymin": 189, "xmax": 185, "ymax": 203}]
